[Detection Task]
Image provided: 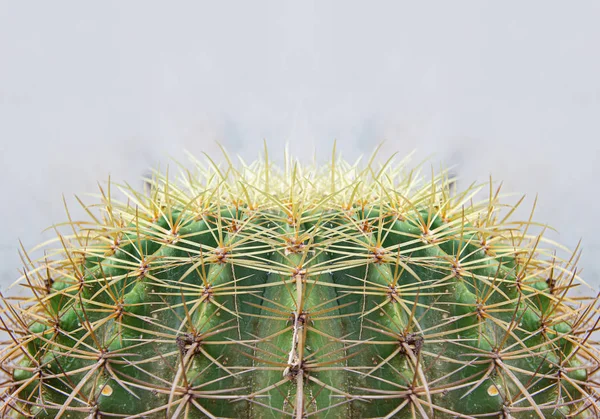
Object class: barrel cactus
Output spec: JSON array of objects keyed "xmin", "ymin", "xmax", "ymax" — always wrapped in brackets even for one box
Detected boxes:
[{"xmin": 1, "ymin": 147, "xmax": 599, "ymax": 418}]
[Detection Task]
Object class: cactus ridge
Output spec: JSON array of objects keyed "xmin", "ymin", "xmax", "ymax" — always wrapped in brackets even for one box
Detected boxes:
[{"xmin": 1, "ymin": 147, "xmax": 599, "ymax": 418}]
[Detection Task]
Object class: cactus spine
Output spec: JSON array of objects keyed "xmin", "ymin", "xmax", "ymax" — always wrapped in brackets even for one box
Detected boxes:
[{"xmin": 1, "ymin": 148, "xmax": 599, "ymax": 418}]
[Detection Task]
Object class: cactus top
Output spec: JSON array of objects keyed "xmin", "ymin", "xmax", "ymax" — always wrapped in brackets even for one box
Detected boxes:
[{"xmin": 1, "ymin": 148, "xmax": 599, "ymax": 418}]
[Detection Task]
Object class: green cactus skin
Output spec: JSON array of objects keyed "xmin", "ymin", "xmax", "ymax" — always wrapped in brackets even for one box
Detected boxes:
[{"xmin": 1, "ymin": 148, "xmax": 599, "ymax": 418}]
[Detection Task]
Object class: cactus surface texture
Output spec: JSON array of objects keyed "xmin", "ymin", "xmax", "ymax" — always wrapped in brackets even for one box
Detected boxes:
[{"xmin": 1, "ymin": 148, "xmax": 599, "ymax": 418}]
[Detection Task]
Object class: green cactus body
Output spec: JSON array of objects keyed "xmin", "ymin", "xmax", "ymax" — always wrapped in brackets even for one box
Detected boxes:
[{"xmin": 1, "ymin": 149, "xmax": 598, "ymax": 418}]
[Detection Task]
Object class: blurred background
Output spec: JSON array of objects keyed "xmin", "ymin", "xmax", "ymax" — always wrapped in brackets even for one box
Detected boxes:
[{"xmin": 1, "ymin": 2, "xmax": 599, "ymax": 293}]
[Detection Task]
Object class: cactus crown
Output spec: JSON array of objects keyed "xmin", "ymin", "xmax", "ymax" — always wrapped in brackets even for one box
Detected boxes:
[{"xmin": 1, "ymin": 146, "xmax": 599, "ymax": 418}]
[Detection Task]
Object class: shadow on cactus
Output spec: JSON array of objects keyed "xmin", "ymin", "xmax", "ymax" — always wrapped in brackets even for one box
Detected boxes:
[{"xmin": 1, "ymin": 146, "xmax": 599, "ymax": 418}]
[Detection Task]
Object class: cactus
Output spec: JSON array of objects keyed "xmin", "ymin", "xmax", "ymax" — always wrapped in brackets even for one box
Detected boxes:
[{"xmin": 1, "ymin": 146, "xmax": 599, "ymax": 418}]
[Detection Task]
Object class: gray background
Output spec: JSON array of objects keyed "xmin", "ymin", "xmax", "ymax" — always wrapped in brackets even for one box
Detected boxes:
[{"xmin": 1, "ymin": 2, "xmax": 599, "ymax": 294}]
